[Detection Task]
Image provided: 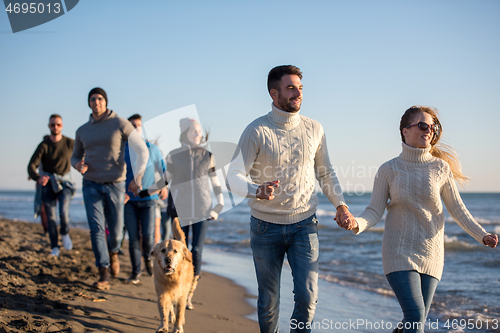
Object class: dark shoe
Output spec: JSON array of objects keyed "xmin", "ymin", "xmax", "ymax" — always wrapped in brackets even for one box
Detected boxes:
[
  {"xmin": 145, "ymin": 258, "xmax": 154, "ymax": 276},
  {"xmin": 109, "ymin": 252, "xmax": 120, "ymax": 277},
  {"xmin": 93, "ymin": 267, "xmax": 110, "ymax": 290},
  {"xmin": 127, "ymin": 273, "xmax": 141, "ymax": 285}
]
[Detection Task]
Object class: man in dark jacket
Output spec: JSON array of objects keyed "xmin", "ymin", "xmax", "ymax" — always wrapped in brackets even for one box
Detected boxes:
[{"xmin": 28, "ymin": 114, "xmax": 75, "ymax": 257}]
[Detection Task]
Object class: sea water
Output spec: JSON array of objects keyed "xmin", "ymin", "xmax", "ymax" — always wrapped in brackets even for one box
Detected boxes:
[{"xmin": 1, "ymin": 190, "xmax": 499, "ymax": 332}]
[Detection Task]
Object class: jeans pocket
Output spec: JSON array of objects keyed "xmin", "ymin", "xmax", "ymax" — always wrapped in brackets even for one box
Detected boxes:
[
  {"xmin": 250, "ymin": 216, "xmax": 268, "ymax": 234},
  {"xmin": 297, "ymin": 215, "xmax": 319, "ymax": 229}
]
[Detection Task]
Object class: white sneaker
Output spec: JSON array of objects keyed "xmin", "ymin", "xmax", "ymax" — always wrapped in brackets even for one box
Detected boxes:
[
  {"xmin": 49, "ymin": 247, "xmax": 60, "ymax": 257},
  {"xmin": 62, "ymin": 234, "xmax": 73, "ymax": 250}
]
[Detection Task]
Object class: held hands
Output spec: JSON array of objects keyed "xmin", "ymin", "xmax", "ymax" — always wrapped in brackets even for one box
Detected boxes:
[
  {"xmin": 335, "ymin": 205, "xmax": 358, "ymax": 230},
  {"xmin": 74, "ymin": 161, "xmax": 88, "ymax": 174},
  {"xmin": 256, "ymin": 180, "xmax": 280, "ymax": 200},
  {"xmin": 483, "ymin": 234, "xmax": 498, "ymax": 248},
  {"xmin": 37, "ymin": 175, "xmax": 50, "ymax": 186}
]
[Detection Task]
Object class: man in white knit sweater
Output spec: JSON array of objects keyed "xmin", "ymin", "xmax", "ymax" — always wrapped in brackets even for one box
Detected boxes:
[{"xmin": 226, "ymin": 65, "xmax": 353, "ymax": 333}]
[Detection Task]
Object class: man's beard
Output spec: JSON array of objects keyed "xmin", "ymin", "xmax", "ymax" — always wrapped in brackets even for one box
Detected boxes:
[
  {"xmin": 50, "ymin": 129, "xmax": 60, "ymax": 136},
  {"xmin": 278, "ymin": 95, "xmax": 301, "ymax": 112}
]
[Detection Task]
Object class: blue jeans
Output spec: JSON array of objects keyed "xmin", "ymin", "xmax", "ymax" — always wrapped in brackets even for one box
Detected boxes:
[
  {"xmin": 181, "ymin": 219, "xmax": 209, "ymax": 277},
  {"xmin": 42, "ymin": 184, "xmax": 72, "ymax": 249},
  {"xmin": 82, "ymin": 180, "xmax": 125, "ymax": 268},
  {"xmin": 250, "ymin": 215, "xmax": 319, "ymax": 333},
  {"xmin": 124, "ymin": 200, "xmax": 156, "ymax": 275},
  {"xmin": 386, "ymin": 270, "xmax": 439, "ymax": 333}
]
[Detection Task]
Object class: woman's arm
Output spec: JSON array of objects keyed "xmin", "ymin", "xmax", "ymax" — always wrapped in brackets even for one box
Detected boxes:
[
  {"xmin": 441, "ymin": 175, "xmax": 495, "ymax": 246},
  {"xmin": 208, "ymin": 154, "xmax": 224, "ymax": 220},
  {"xmin": 352, "ymin": 163, "xmax": 391, "ymax": 234}
]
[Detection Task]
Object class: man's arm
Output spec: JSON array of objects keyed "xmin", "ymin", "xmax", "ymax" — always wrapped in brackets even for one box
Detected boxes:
[
  {"xmin": 126, "ymin": 127, "xmax": 149, "ymax": 194},
  {"xmin": 225, "ymin": 126, "xmax": 262, "ymax": 199},
  {"xmin": 27, "ymin": 143, "xmax": 47, "ymax": 184},
  {"xmin": 313, "ymin": 128, "xmax": 354, "ymax": 225},
  {"xmin": 71, "ymin": 131, "xmax": 88, "ymax": 174}
]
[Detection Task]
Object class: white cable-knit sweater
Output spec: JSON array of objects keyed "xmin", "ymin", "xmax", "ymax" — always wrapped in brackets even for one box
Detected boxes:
[
  {"xmin": 226, "ymin": 104, "xmax": 346, "ymax": 224},
  {"xmin": 354, "ymin": 143, "xmax": 489, "ymax": 280}
]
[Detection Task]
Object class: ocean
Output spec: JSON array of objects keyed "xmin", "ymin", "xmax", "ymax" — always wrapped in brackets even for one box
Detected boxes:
[{"xmin": 1, "ymin": 190, "xmax": 499, "ymax": 332}]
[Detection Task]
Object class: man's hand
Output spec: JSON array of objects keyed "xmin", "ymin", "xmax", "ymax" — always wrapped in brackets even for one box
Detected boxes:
[
  {"xmin": 37, "ymin": 175, "xmax": 50, "ymax": 186},
  {"xmin": 483, "ymin": 234, "xmax": 498, "ymax": 248},
  {"xmin": 74, "ymin": 161, "xmax": 88, "ymax": 174},
  {"xmin": 256, "ymin": 180, "xmax": 279, "ymax": 200},
  {"xmin": 124, "ymin": 193, "xmax": 130, "ymax": 204},
  {"xmin": 334, "ymin": 205, "xmax": 357, "ymax": 230}
]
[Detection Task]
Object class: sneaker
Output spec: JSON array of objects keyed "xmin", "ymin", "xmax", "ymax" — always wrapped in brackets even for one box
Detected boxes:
[
  {"xmin": 145, "ymin": 258, "xmax": 154, "ymax": 276},
  {"xmin": 127, "ymin": 273, "xmax": 141, "ymax": 285},
  {"xmin": 49, "ymin": 247, "xmax": 60, "ymax": 257},
  {"xmin": 61, "ymin": 234, "xmax": 73, "ymax": 250}
]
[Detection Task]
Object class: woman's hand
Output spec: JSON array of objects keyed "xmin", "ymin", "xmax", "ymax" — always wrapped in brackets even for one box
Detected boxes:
[{"xmin": 483, "ymin": 234, "xmax": 498, "ymax": 248}]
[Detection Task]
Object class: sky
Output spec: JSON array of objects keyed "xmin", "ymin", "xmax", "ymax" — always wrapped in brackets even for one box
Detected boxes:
[{"xmin": 1, "ymin": 0, "xmax": 499, "ymax": 192}]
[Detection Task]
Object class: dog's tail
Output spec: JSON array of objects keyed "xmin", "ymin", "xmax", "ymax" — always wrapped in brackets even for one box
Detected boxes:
[{"xmin": 171, "ymin": 217, "xmax": 187, "ymax": 246}]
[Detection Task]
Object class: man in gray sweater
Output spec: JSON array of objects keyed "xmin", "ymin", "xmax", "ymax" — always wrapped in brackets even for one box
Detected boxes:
[
  {"xmin": 72, "ymin": 87, "xmax": 148, "ymax": 290},
  {"xmin": 226, "ymin": 65, "xmax": 354, "ymax": 332}
]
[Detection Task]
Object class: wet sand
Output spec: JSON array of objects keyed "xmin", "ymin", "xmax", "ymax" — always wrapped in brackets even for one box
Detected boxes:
[{"xmin": 0, "ymin": 219, "xmax": 259, "ymax": 332}]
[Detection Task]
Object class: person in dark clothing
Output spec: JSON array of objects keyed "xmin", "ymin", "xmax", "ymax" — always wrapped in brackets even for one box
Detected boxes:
[{"xmin": 28, "ymin": 114, "xmax": 75, "ymax": 257}]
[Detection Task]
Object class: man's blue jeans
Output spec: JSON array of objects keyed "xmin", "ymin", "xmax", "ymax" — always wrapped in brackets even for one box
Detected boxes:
[
  {"xmin": 42, "ymin": 184, "xmax": 72, "ymax": 249},
  {"xmin": 181, "ymin": 219, "xmax": 209, "ymax": 277},
  {"xmin": 386, "ymin": 270, "xmax": 439, "ymax": 333},
  {"xmin": 82, "ymin": 180, "xmax": 125, "ymax": 268},
  {"xmin": 250, "ymin": 215, "xmax": 319, "ymax": 333},
  {"xmin": 124, "ymin": 200, "xmax": 156, "ymax": 275}
]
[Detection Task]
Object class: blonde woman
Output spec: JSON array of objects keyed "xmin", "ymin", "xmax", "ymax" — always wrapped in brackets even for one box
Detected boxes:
[{"xmin": 339, "ymin": 106, "xmax": 498, "ymax": 333}]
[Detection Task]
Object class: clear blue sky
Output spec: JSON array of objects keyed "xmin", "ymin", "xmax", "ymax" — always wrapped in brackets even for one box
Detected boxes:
[{"xmin": 1, "ymin": 0, "xmax": 499, "ymax": 192}]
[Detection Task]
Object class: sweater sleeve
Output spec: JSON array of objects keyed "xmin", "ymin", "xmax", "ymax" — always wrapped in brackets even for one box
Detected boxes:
[
  {"xmin": 27, "ymin": 142, "xmax": 45, "ymax": 181},
  {"xmin": 127, "ymin": 128, "xmax": 149, "ymax": 181},
  {"xmin": 441, "ymin": 175, "xmax": 488, "ymax": 244},
  {"xmin": 208, "ymin": 154, "xmax": 224, "ymax": 218},
  {"xmin": 314, "ymin": 129, "xmax": 346, "ymax": 209},
  {"xmin": 225, "ymin": 125, "xmax": 261, "ymax": 199},
  {"xmin": 71, "ymin": 130, "xmax": 84, "ymax": 168},
  {"xmin": 353, "ymin": 163, "xmax": 390, "ymax": 234}
]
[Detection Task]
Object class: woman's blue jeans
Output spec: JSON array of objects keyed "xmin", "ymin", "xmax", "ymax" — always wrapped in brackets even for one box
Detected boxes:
[
  {"xmin": 386, "ymin": 270, "xmax": 439, "ymax": 333},
  {"xmin": 82, "ymin": 180, "xmax": 125, "ymax": 268},
  {"xmin": 181, "ymin": 219, "xmax": 209, "ymax": 277},
  {"xmin": 124, "ymin": 200, "xmax": 156, "ymax": 275},
  {"xmin": 250, "ymin": 215, "xmax": 319, "ymax": 333}
]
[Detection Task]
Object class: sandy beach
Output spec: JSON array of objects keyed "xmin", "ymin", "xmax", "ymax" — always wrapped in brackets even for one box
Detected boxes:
[{"xmin": 0, "ymin": 218, "xmax": 259, "ymax": 333}]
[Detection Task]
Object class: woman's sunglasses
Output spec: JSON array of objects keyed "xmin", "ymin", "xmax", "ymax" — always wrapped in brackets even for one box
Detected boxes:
[{"xmin": 406, "ymin": 122, "xmax": 439, "ymax": 133}]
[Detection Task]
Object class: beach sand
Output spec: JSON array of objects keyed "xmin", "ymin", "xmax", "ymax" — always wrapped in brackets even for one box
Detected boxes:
[{"xmin": 0, "ymin": 219, "xmax": 259, "ymax": 332}]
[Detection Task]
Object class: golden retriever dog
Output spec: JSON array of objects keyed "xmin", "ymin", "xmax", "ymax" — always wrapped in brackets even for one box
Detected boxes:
[{"xmin": 151, "ymin": 218, "xmax": 193, "ymax": 333}]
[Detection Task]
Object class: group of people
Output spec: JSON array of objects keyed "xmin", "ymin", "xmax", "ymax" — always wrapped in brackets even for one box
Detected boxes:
[
  {"xmin": 28, "ymin": 87, "xmax": 218, "ymax": 306},
  {"xmin": 28, "ymin": 65, "xmax": 498, "ymax": 333}
]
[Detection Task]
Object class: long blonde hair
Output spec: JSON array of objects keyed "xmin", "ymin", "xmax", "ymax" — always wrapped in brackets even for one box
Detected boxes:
[{"xmin": 399, "ymin": 105, "xmax": 469, "ymax": 186}]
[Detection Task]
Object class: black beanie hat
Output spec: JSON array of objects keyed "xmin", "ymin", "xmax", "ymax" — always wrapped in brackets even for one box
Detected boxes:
[{"xmin": 88, "ymin": 87, "xmax": 108, "ymax": 107}]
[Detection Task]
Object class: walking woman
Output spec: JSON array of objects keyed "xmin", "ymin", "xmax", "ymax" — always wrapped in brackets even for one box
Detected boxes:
[
  {"xmin": 339, "ymin": 106, "xmax": 497, "ymax": 333},
  {"xmin": 158, "ymin": 118, "xmax": 224, "ymax": 309}
]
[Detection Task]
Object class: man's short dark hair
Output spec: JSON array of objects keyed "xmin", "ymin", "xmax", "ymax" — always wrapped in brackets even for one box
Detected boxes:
[
  {"xmin": 49, "ymin": 114, "xmax": 62, "ymax": 121},
  {"xmin": 128, "ymin": 114, "xmax": 142, "ymax": 122},
  {"xmin": 267, "ymin": 65, "xmax": 303, "ymax": 92}
]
